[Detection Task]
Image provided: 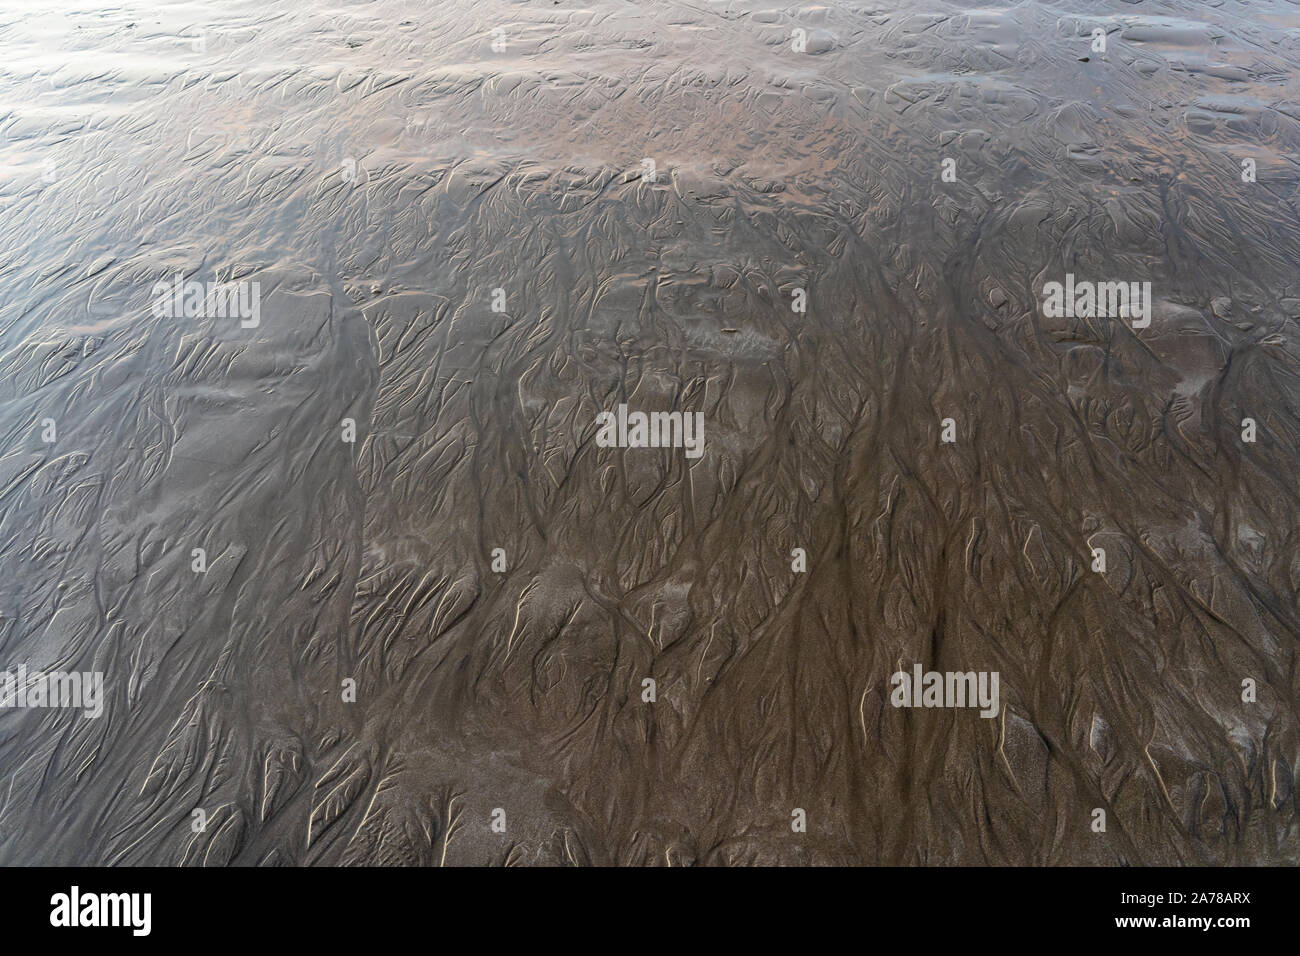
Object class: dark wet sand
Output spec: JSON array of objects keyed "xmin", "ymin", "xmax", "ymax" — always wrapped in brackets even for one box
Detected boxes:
[{"xmin": 1, "ymin": 0, "xmax": 1299, "ymax": 864}]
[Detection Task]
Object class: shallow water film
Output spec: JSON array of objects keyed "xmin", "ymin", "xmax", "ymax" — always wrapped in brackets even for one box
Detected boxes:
[{"xmin": 1, "ymin": 0, "xmax": 1299, "ymax": 866}]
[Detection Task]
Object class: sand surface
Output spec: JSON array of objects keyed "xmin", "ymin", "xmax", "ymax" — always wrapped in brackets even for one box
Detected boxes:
[{"xmin": 1, "ymin": 0, "xmax": 1299, "ymax": 864}]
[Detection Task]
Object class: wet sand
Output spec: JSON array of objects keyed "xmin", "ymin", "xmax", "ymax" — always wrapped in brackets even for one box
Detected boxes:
[{"xmin": 1, "ymin": 0, "xmax": 1299, "ymax": 864}]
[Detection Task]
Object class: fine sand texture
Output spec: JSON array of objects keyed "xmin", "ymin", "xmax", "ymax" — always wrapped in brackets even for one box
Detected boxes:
[{"xmin": 1, "ymin": 0, "xmax": 1299, "ymax": 864}]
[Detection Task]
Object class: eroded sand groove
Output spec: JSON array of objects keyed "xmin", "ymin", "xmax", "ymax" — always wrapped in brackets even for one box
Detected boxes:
[{"xmin": 0, "ymin": 0, "xmax": 1297, "ymax": 864}]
